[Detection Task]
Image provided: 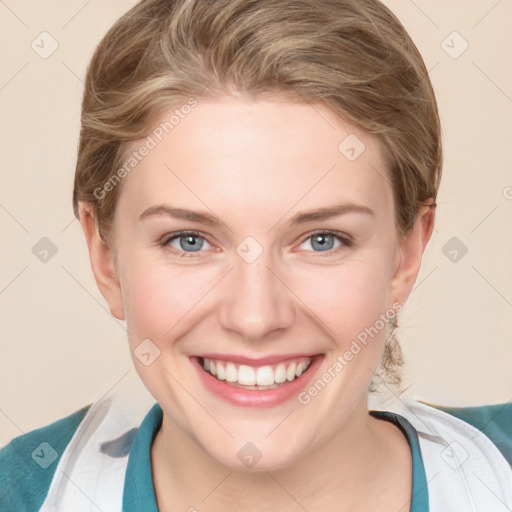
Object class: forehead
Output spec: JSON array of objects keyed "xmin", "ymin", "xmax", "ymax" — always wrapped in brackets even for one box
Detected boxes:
[{"xmin": 117, "ymin": 97, "xmax": 394, "ymax": 225}]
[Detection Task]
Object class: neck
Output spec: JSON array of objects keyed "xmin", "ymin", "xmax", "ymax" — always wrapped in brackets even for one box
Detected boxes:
[{"xmin": 151, "ymin": 397, "xmax": 412, "ymax": 512}]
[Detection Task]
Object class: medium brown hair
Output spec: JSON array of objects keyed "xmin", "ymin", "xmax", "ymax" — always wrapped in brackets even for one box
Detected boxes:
[{"xmin": 72, "ymin": 0, "xmax": 443, "ymax": 390}]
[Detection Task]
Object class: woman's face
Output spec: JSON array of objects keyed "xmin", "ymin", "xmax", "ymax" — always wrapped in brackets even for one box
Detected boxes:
[{"xmin": 88, "ymin": 96, "xmax": 429, "ymax": 470}]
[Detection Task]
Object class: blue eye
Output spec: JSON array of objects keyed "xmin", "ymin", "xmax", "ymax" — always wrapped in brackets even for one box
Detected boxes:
[
  {"xmin": 163, "ymin": 231, "xmax": 210, "ymax": 254},
  {"xmin": 300, "ymin": 231, "xmax": 351, "ymax": 252},
  {"xmin": 161, "ymin": 230, "xmax": 352, "ymax": 258}
]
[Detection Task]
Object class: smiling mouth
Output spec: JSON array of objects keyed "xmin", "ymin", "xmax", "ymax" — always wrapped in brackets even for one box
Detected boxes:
[{"xmin": 198, "ymin": 356, "xmax": 314, "ymax": 390}]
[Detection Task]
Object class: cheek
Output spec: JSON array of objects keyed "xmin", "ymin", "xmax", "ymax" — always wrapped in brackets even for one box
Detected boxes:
[
  {"xmin": 290, "ymin": 256, "xmax": 393, "ymax": 347},
  {"xmin": 121, "ymin": 258, "xmax": 216, "ymax": 345},
  {"xmin": 120, "ymin": 244, "xmax": 395, "ymax": 354}
]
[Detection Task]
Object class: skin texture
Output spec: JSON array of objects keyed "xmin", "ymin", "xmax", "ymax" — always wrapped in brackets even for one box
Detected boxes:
[{"xmin": 79, "ymin": 96, "xmax": 435, "ymax": 511}]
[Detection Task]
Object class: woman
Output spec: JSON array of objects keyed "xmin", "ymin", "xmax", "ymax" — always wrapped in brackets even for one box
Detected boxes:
[{"xmin": 1, "ymin": 0, "xmax": 511, "ymax": 510}]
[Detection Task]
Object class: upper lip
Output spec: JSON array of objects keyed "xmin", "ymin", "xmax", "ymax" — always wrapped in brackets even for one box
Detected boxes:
[{"xmin": 195, "ymin": 353, "xmax": 320, "ymax": 366}]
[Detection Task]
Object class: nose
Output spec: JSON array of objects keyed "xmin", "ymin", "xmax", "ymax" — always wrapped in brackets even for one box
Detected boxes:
[{"xmin": 218, "ymin": 249, "xmax": 295, "ymax": 343}]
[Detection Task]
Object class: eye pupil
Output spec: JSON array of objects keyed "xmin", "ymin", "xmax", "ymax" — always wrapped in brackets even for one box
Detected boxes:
[
  {"xmin": 167, "ymin": 231, "xmax": 346, "ymax": 256},
  {"xmin": 181, "ymin": 234, "xmax": 203, "ymax": 252},
  {"xmin": 311, "ymin": 233, "xmax": 334, "ymax": 252}
]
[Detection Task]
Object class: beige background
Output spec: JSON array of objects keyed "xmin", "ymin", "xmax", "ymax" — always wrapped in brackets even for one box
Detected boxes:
[{"xmin": 1, "ymin": 0, "xmax": 511, "ymax": 446}]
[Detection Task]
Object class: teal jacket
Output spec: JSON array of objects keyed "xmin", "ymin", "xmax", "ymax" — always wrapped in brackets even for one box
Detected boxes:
[{"xmin": 1, "ymin": 400, "xmax": 511, "ymax": 511}]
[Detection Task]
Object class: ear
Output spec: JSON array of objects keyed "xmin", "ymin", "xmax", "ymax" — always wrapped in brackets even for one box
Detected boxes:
[
  {"xmin": 389, "ymin": 201, "xmax": 436, "ymax": 309},
  {"xmin": 78, "ymin": 202, "xmax": 125, "ymax": 320}
]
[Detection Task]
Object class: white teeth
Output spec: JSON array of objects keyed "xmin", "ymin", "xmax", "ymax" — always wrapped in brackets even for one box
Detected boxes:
[
  {"xmin": 286, "ymin": 362, "xmax": 297, "ymax": 381},
  {"xmin": 256, "ymin": 366, "xmax": 274, "ymax": 386},
  {"xmin": 201, "ymin": 357, "xmax": 312, "ymax": 388},
  {"xmin": 274, "ymin": 363, "xmax": 287, "ymax": 383},
  {"xmin": 296, "ymin": 362, "xmax": 307, "ymax": 377},
  {"xmin": 225, "ymin": 362, "xmax": 237, "ymax": 382},
  {"xmin": 216, "ymin": 363, "xmax": 226, "ymax": 381},
  {"xmin": 238, "ymin": 365, "xmax": 256, "ymax": 385}
]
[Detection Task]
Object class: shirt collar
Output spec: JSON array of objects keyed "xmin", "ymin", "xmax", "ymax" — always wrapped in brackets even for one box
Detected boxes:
[
  {"xmin": 370, "ymin": 409, "xmax": 429, "ymax": 511},
  {"xmin": 123, "ymin": 403, "xmax": 429, "ymax": 511},
  {"xmin": 123, "ymin": 402, "xmax": 161, "ymax": 512}
]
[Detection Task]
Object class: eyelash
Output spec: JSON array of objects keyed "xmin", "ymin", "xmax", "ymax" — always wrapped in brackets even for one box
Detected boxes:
[{"xmin": 160, "ymin": 230, "xmax": 354, "ymax": 258}]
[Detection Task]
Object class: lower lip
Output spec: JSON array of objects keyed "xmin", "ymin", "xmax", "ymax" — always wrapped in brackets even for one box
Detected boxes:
[{"xmin": 191, "ymin": 355, "xmax": 324, "ymax": 408}]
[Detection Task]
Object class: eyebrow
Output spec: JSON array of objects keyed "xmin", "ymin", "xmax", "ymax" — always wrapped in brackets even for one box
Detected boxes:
[{"xmin": 139, "ymin": 202, "xmax": 375, "ymax": 226}]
